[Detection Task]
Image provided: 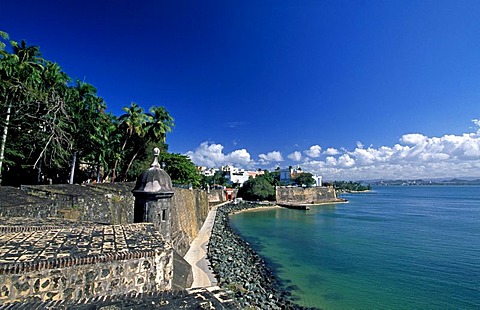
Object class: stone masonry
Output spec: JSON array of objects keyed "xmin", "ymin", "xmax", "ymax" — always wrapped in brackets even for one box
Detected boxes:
[
  {"xmin": 276, "ymin": 186, "xmax": 341, "ymax": 205},
  {"xmin": 20, "ymin": 183, "xmax": 135, "ymax": 224},
  {"xmin": 0, "ymin": 218, "xmax": 172, "ymax": 305}
]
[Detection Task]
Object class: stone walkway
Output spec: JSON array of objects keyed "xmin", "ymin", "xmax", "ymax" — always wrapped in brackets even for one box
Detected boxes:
[
  {"xmin": 0, "ymin": 222, "xmax": 165, "ymax": 264},
  {"xmin": 184, "ymin": 203, "xmax": 228, "ymax": 288}
]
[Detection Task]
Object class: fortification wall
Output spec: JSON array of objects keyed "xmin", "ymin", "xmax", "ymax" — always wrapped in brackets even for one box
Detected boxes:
[
  {"xmin": 0, "ymin": 184, "xmax": 211, "ymax": 257},
  {"xmin": 207, "ymin": 189, "xmax": 225, "ymax": 204},
  {"xmin": 0, "ymin": 186, "xmax": 57, "ymax": 218},
  {"xmin": 171, "ymin": 188, "xmax": 209, "ymax": 256},
  {"xmin": 0, "ymin": 222, "xmax": 172, "ymax": 305},
  {"xmin": 276, "ymin": 186, "xmax": 338, "ymax": 204},
  {"xmin": 20, "ymin": 183, "xmax": 135, "ymax": 224},
  {"xmin": 0, "ymin": 250, "xmax": 172, "ymax": 304}
]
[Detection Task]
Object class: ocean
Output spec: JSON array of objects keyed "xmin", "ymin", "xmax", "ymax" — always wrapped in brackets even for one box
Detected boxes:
[{"xmin": 229, "ymin": 186, "xmax": 480, "ymax": 309}]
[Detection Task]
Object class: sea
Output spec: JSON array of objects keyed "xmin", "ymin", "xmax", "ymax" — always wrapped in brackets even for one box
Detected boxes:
[{"xmin": 229, "ymin": 186, "xmax": 480, "ymax": 309}]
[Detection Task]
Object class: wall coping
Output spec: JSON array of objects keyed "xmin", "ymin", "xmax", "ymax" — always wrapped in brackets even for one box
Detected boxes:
[
  {"xmin": 0, "ymin": 249, "xmax": 166, "ymax": 275},
  {"xmin": 0, "ymin": 222, "xmax": 170, "ymax": 275}
]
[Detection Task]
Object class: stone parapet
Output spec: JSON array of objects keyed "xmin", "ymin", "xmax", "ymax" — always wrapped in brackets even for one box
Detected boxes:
[
  {"xmin": 276, "ymin": 186, "xmax": 339, "ymax": 205},
  {"xmin": 0, "ymin": 286, "xmax": 237, "ymax": 309},
  {"xmin": 0, "ymin": 183, "xmax": 211, "ymax": 258},
  {"xmin": 208, "ymin": 189, "xmax": 226, "ymax": 204},
  {"xmin": 20, "ymin": 184, "xmax": 135, "ymax": 224},
  {"xmin": 171, "ymin": 188, "xmax": 209, "ymax": 257},
  {"xmin": 0, "ymin": 217, "xmax": 93, "ymax": 233},
  {"xmin": 0, "ymin": 222, "xmax": 172, "ymax": 305},
  {"xmin": 0, "ymin": 187, "xmax": 56, "ymax": 218}
]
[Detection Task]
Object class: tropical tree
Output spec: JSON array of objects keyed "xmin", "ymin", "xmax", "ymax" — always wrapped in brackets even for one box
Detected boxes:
[
  {"xmin": 33, "ymin": 61, "xmax": 71, "ymax": 183},
  {"xmin": 0, "ymin": 36, "xmax": 45, "ymax": 184},
  {"xmin": 333, "ymin": 181, "xmax": 371, "ymax": 192},
  {"xmin": 90, "ymin": 111, "xmax": 119, "ymax": 182},
  {"xmin": 159, "ymin": 152, "xmax": 200, "ymax": 187},
  {"xmin": 293, "ymin": 172, "xmax": 315, "ymax": 187},
  {"xmin": 200, "ymin": 170, "xmax": 229, "ymax": 189},
  {"xmin": 122, "ymin": 106, "xmax": 174, "ymax": 180},
  {"xmin": 111, "ymin": 102, "xmax": 146, "ymax": 182},
  {"xmin": 65, "ymin": 81, "xmax": 112, "ymax": 183},
  {"xmin": 260, "ymin": 170, "xmax": 280, "ymax": 186},
  {"xmin": 237, "ymin": 175, "xmax": 276, "ymax": 201},
  {"xmin": 0, "ymin": 31, "xmax": 180, "ymax": 185},
  {"xmin": 146, "ymin": 106, "xmax": 174, "ymax": 143}
]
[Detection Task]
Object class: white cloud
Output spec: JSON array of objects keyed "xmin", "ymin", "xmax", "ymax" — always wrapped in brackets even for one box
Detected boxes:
[
  {"xmin": 400, "ymin": 133, "xmax": 428, "ymax": 145},
  {"xmin": 325, "ymin": 156, "xmax": 337, "ymax": 166},
  {"xmin": 304, "ymin": 145, "xmax": 322, "ymax": 158},
  {"xmin": 324, "ymin": 148, "xmax": 340, "ymax": 155},
  {"xmin": 228, "ymin": 149, "xmax": 252, "ymax": 164},
  {"xmin": 337, "ymin": 154, "xmax": 355, "ymax": 167},
  {"xmin": 288, "ymin": 151, "xmax": 302, "ymax": 161},
  {"xmin": 304, "ymin": 125, "xmax": 480, "ymax": 179},
  {"xmin": 259, "ymin": 151, "xmax": 283, "ymax": 164},
  {"xmin": 186, "ymin": 119, "xmax": 480, "ymax": 180},
  {"xmin": 472, "ymin": 118, "xmax": 480, "ymax": 129},
  {"xmin": 185, "ymin": 142, "xmax": 252, "ymax": 168}
]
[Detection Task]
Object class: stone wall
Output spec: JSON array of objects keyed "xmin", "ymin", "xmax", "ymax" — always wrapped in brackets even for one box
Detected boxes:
[
  {"xmin": 207, "ymin": 189, "xmax": 225, "ymax": 204},
  {"xmin": 0, "ymin": 222, "xmax": 173, "ymax": 305},
  {"xmin": 0, "ymin": 183, "xmax": 211, "ymax": 257},
  {"xmin": 276, "ymin": 186, "xmax": 338, "ymax": 204},
  {"xmin": 171, "ymin": 188, "xmax": 209, "ymax": 257},
  {"xmin": 20, "ymin": 183, "xmax": 135, "ymax": 224},
  {"xmin": 0, "ymin": 187, "xmax": 57, "ymax": 218},
  {"xmin": 0, "ymin": 250, "xmax": 172, "ymax": 304}
]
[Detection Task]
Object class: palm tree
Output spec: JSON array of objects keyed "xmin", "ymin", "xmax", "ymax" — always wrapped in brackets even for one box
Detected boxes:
[
  {"xmin": 111, "ymin": 102, "xmax": 146, "ymax": 182},
  {"xmin": 62, "ymin": 81, "xmax": 113, "ymax": 184},
  {"xmin": 34, "ymin": 61, "xmax": 71, "ymax": 183},
  {"xmin": 0, "ymin": 37, "xmax": 44, "ymax": 184},
  {"xmin": 146, "ymin": 106, "xmax": 174, "ymax": 144},
  {"xmin": 122, "ymin": 106, "xmax": 174, "ymax": 179}
]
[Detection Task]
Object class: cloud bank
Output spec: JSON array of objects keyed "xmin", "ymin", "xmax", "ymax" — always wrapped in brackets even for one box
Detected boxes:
[
  {"xmin": 186, "ymin": 120, "xmax": 480, "ymax": 180},
  {"xmin": 185, "ymin": 142, "xmax": 252, "ymax": 168}
]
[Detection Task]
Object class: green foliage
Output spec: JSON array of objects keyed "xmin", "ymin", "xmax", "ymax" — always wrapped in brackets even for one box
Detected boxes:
[
  {"xmin": 0, "ymin": 31, "xmax": 8, "ymax": 51},
  {"xmin": 112, "ymin": 103, "xmax": 174, "ymax": 182},
  {"xmin": 293, "ymin": 172, "xmax": 315, "ymax": 187},
  {"xmin": 333, "ymin": 181, "xmax": 371, "ymax": 192},
  {"xmin": 0, "ymin": 35, "xmax": 73, "ymax": 184},
  {"xmin": 159, "ymin": 152, "xmax": 201, "ymax": 188},
  {"xmin": 260, "ymin": 170, "xmax": 280, "ymax": 186},
  {"xmin": 200, "ymin": 171, "xmax": 229, "ymax": 188},
  {"xmin": 0, "ymin": 31, "xmax": 180, "ymax": 185},
  {"xmin": 237, "ymin": 174, "xmax": 276, "ymax": 201}
]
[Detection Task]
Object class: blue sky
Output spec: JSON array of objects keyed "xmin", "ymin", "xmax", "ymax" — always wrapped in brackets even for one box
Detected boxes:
[{"xmin": 2, "ymin": 0, "xmax": 480, "ymax": 180}]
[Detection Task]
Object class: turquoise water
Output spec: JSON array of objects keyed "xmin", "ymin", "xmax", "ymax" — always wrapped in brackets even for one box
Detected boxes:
[{"xmin": 230, "ymin": 186, "xmax": 480, "ymax": 309}]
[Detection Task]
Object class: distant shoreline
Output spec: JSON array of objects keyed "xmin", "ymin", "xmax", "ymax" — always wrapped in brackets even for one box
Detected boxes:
[
  {"xmin": 338, "ymin": 189, "xmax": 372, "ymax": 193},
  {"xmin": 230, "ymin": 204, "xmax": 281, "ymax": 214}
]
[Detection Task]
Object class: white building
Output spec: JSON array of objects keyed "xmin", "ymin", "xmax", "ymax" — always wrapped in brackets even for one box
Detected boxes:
[
  {"xmin": 312, "ymin": 174, "xmax": 323, "ymax": 187},
  {"xmin": 199, "ymin": 167, "xmax": 218, "ymax": 177},
  {"xmin": 222, "ymin": 165, "xmax": 264, "ymax": 186},
  {"xmin": 226, "ymin": 170, "xmax": 250, "ymax": 185}
]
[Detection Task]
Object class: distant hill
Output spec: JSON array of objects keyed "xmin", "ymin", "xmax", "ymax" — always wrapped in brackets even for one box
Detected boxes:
[{"xmin": 367, "ymin": 178, "xmax": 480, "ymax": 186}]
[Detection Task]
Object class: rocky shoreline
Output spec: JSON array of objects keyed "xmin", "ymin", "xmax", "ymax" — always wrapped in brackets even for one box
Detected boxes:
[{"xmin": 207, "ymin": 201, "xmax": 314, "ymax": 309}]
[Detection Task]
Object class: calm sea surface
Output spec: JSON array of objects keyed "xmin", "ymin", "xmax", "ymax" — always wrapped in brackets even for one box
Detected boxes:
[{"xmin": 230, "ymin": 186, "xmax": 480, "ymax": 309}]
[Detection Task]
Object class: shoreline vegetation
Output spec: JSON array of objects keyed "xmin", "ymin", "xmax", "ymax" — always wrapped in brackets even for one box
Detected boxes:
[
  {"xmin": 207, "ymin": 201, "xmax": 315, "ymax": 310},
  {"xmin": 331, "ymin": 181, "xmax": 371, "ymax": 192}
]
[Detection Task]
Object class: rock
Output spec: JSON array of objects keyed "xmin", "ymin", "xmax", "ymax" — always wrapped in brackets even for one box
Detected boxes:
[{"xmin": 207, "ymin": 201, "xmax": 308, "ymax": 309}]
